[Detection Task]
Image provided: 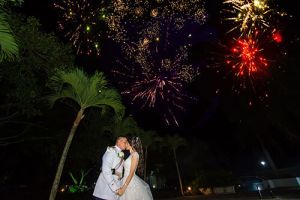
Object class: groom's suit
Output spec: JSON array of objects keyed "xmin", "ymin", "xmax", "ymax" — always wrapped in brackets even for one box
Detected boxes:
[{"xmin": 93, "ymin": 146, "xmax": 124, "ymax": 200}]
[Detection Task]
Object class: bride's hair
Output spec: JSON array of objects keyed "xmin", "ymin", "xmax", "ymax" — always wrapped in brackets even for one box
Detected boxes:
[{"xmin": 129, "ymin": 136, "xmax": 144, "ymax": 176}]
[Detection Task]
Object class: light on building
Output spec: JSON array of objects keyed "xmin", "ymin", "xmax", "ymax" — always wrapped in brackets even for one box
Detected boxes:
[
  {"xmin": 260, "ymin": 161, "xmax": 266, "ymax": 166},
  {"xmin": 257, "ymin": 186, "xmax": 261, "ymax": 191}
]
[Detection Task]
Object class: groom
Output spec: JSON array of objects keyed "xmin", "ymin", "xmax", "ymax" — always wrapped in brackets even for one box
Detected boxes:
[{"xmin": 93, "ymin": 136, "xmax": 128, "ymax": 200}]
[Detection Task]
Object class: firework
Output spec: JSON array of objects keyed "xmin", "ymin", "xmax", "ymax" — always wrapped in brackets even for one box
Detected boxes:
[
  {"xmin": 223, "ymin": 0, "xmax": 284, "ymax": 36},
  {"xmin": 107, "ymin": 0, "xmax": 206, "ymax": 126},
  {"xmin": 114, "ymin": 37, "xmax": 199, "ymax": 126},
  {"xmin": 54, "ymin": 0, "xmax": 105, "ymax": 55},
  {"xmin": 225, "ymin": 33, "xmax": 269, "ymax": 92},
  {"xmin": 271, "ymin": 29, "xmax": 282, "ymax": 43},
  {"xmin": 105, "ymin": 0, "xmax": 207, "ymax": 46}
]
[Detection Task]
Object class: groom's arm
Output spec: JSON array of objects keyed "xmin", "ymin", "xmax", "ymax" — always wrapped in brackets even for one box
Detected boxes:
[{"xmin": 102, "ymin": 150, "xmax": 119, "ymax": 192}]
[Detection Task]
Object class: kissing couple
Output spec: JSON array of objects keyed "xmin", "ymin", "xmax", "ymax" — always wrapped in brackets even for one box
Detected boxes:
[{"xmin": 93, "ymin": 136, "xmax": 153, "ymax": 200}]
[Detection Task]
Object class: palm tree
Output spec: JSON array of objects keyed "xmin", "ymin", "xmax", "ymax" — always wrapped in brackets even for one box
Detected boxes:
[
  {"xmin": 0, "ymin": 0, "xmax": 20, "ymax": 62},
  {"xmin": 48, "ymin": 68, "xmax": 125, "ymax": 200},
  {"xmin": 165, "ymin": 135, "xmax": 187, "ymax": 196},
  {"xmin": 139, "ymin": 130, "xmax": 158, "ymax": 180},
  {"xmin": 103, "ymin": 116, "xmax": 140, "ymax": 140}
]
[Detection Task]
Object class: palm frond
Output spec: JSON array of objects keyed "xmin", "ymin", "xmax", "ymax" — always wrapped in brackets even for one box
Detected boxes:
[
  {"xmin": 81, "ymin": 71, "xmax": 108, "ymax": 106},
  {"xmin": 91, "ymin": 88, "xmax": 125, "ymax": 120},
  {"xmin": 139, "ymin": 130, "xmax": 158, "ymax": 147},
  {"xmin": 0, "ymin": 0, "xmax": 23, "ymax": 6},
  {"xmin": 48, "ymin": 68, "xmax": 125, "ymax": 119},
  {"xmin": 0, "ymin": 10, "xmax": 18, "ymax": 62},
  {"xmin": 47, "ymin": 90, "xmax": 79, "ymax": 109},
  {"xmin": 102, "ymin": 116, "xmax": 139, "ymax": 139},
  {"xmin": 165, "ymin": 135, "xmax": 187, "ymax": 150},
  {"xmin": 49, "ymin": 68, "xmax": 88, "ymax": 106}
]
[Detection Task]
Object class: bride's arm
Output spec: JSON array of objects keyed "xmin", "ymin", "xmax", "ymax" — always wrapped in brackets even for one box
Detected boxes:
[{"xmin": 117, "ymin": 154, "xmax": 138, "ymax": 195}]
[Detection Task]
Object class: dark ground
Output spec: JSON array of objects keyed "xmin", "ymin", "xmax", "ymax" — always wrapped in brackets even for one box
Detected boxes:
[{"xmin": 1, "ymin": 187, "xmax": 300, "ymax": 200}]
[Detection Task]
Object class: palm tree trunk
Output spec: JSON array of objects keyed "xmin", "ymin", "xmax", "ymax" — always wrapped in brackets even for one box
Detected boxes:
[
  {"xmin": 49, "ymin": 108, "xmax": 84, "ymax": 200},
  {"xmin": 173, "ymin": 148, "xmax": 184, "ymax": 196},
  {"xmin": 144, "ymin": 147, "xmax": 148, "ymax": 181}
]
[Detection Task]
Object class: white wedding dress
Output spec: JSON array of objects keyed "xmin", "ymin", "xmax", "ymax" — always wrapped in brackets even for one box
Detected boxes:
[{"xmin": 120, "ymin": 152, "xmax": 153, "ymax": 200}]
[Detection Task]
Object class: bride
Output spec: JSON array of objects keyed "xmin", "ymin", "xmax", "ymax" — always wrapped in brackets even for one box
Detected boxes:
[{"xmin": 116, "ymin": 136, "xmax": 153, "ymax": 200}]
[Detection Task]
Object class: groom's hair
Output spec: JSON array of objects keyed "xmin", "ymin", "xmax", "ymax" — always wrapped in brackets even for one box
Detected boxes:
[{"xmin": 115, "ymin": 136, "xmax": 127, "ymax": 143}]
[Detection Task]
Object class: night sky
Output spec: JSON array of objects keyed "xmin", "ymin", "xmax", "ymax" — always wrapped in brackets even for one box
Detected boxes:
[{"xmin": 17, "ymin": 0, "xmax": 300, "ymax": 172}]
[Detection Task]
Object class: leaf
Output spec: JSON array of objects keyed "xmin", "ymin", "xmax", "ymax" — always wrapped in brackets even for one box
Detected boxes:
[
  {"xmin": 69, "ymin": 172, "xmax": 78, "ymax": 185},
  {"xmin": 48, "ymin": 68, "xmax": 125, "ymax": 120},
  {"xmin": 0, "ymin": 11, "xmax": 18, "ymax": 62}
]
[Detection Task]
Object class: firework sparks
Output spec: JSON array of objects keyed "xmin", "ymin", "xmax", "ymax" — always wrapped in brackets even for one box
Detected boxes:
[
  {"xmin": 105, "ymin": 0, "xmax": 207, "ymax": 46},
  {"xmin": 272, "ymin": 29, "xmax": 282, "ymax": 43},
  {"xmin": 225, "ymin": 34, "xmax": 269, "ymax": 91},
  {"xmin": 106, "ymin": 0, "xmax": 206, "ymax": 126},
  {"xmin": 114, "ymin": 41, "xmax": 199, "ymax": 126},
  {"xmin": 54, "ymin": 0, "xmax": 105, "ymax": 55},
  {"xmin": 223, "ymin": 0, "xmax": 283, "ymax": 35}
]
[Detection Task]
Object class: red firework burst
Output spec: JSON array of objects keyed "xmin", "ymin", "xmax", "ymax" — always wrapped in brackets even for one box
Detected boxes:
[
  {"xmin": 226, "ymin": 36, "xmax": 268, "ymax": 87},
  {"xmin": 272, "ymin": 29, "xmax": 282, "ymax": 43}
]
